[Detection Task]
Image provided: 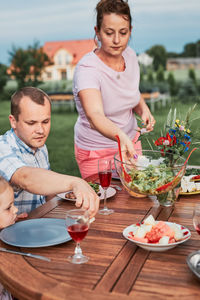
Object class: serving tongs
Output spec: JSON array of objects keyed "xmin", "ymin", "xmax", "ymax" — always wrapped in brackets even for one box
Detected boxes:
[
  {"xmin": 156, "ymin": 147, "xmax": 197, "ymax": 192},
  {"xmin": 115, "ymin": 135, "xmax": 132, "ymax": 183},
  {"xmin": 0, "ymin": 247, "xmax": 51, "ymax": 262}
]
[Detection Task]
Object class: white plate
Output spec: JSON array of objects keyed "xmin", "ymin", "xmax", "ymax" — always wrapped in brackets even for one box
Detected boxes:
[
  {"xmin": 123, "ymin": 221, "xmax": 191, "ymax": 252},
  {"xmin": 179, "ymin": 190, "xmax": 200, "ymax": 195},
  {"xmin": 57, "ymin": 186, "xmax": 116, "ymax": 201},
  {"xmin": 0, "ymin": 218, "xmax": 72, "ymax": 248}
]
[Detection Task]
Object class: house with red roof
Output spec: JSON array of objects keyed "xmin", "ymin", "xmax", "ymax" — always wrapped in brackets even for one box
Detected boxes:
[{"xmin": 42, "ymin": 39, "xmax": 96, "ymax": 81}]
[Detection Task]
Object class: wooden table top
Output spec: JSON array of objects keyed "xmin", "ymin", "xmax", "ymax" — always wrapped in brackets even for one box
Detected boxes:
[{"xmin": 0, "ymin": 175, "xmax": 200, "ymax": 300}]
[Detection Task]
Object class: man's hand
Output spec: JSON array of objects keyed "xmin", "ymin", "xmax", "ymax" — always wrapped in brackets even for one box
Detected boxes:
[{"xmin": 71, "ymin": 178, "xmax": 100, "ymax": 217}]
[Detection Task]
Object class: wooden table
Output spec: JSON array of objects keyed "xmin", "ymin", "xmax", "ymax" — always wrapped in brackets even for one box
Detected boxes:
[{"xmin": 0, "ymin": 175, "xmax": 200, "ymax": 300}]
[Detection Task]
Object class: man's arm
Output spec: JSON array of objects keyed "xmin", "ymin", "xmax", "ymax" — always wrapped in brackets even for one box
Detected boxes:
[{"xmin": 11, "ymin": 167, "xmax": 99, "ymax": 217}]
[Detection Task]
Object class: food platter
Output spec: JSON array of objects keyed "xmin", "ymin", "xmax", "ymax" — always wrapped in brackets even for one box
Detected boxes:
[
  {"xmin": 179, "ymin": 190, "xmax": 200, "ymax": 196},
  {"xmin": 123, "ymin": 221, "xmax": 191, "ymax": 252},
  {"xmin": 180, "ymin": 172, "xmax": 200, "ymax": 195}
]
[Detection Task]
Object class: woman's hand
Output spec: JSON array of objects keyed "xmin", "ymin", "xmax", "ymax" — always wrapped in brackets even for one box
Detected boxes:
[
  {"xmin": 134, "ymin": 96, "xmax": 156, "ymax": 132},
  {"xmin": 117, "ymin": 132, "xmax": 136, "ymax": 161},
  {"xmin": 141, "ymin": 110, "xmax": 156, "ymax": 132}
]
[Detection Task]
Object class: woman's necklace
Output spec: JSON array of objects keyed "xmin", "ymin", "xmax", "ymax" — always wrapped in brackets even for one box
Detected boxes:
[
  {"xmin": 95, "ymin": 50, "xmax": 125, "ymax": 79},
  {"xmin": 109, "ymin": 57, "xmax": 125, "ymax": 79},
  {"xmin": 116, "ymin": 74, "xmax": 120, "ymax": 79}
]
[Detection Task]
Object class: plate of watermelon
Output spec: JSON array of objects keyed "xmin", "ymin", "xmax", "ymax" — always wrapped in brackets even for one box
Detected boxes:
[{"xmin": 123, "ymin": 215, "xmax": 191, "ymax": 252}]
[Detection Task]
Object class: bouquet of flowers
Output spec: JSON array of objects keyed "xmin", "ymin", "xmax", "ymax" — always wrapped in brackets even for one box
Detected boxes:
[{"xmin": 138, "ymin": 104, "xmax": 200, "ymax": 166}]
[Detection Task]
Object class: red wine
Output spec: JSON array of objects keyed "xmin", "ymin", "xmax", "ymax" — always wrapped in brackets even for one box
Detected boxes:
[
  {"xmin": 195, "ymin": 224, "xmax": 200, "ymax": 235},
  {"xmin": 68, "ymin": 224, "xmax": 88, "ymax": 242},
  {"xmin": 99, "ymin": 171, "xmax": 112, "ymax": 188}
]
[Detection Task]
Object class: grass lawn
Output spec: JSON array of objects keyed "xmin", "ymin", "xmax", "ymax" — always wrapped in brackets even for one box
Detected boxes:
[
  {"xmin": 0, "ymin": 100, "xmax": 199, "ymax": 178},
  {"xmin": 165, "ymin": 69, "xmax": 200, "ymax": 81}
]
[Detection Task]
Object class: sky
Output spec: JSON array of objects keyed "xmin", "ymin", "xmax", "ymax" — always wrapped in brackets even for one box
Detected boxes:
[{"xmin": 0, "ymin": 0, "xmax": 200, "ymax": 65}]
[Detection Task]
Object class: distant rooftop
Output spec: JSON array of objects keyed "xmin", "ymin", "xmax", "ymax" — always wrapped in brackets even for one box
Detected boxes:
[
  {"xmin": 167, "ymin": 58, "xmax": 200, "ymax": 64},
  {"xmin": 43, "ymin": 39, "xmax": 96, "ymax": 64}
]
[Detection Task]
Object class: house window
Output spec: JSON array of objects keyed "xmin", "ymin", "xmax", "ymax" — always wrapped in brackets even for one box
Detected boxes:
[
  {"xmin": 58, "ymin": 54, "xmax": 62, "ymax": 65},
  {"xmin": 66, "ymin": 54, "xmax": 71, "ymax": 64},
  {"xmin": 47, "ymin": 72, "xmax": 51, "ymax": 79},
  {"xmin": 61, "ymin": 71, "xmax": 66, "ymax": 79}
]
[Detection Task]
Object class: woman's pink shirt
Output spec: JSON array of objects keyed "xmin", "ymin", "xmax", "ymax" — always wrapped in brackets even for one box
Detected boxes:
[{"xmin": 73, "ymin": 46, "xmax": 141, "ymax": 150}]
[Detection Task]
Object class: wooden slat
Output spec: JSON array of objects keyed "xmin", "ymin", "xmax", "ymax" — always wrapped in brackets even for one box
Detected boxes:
[
  {"xmin": 27, "ymin": 197, "xmax": 61, "ymax": 219},
  {"xmin": 95, "ymin": 241, "xmax": 137, "ymax": 292}
]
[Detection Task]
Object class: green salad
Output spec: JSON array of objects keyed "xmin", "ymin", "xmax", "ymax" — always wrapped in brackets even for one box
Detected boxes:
[
  {"xmin": 127, "ymin": 164, "xmax": 174, "ymax": 195},
  {"xmin": 88, "ymin": 182, "xmax": 100, "ymax": 194}
]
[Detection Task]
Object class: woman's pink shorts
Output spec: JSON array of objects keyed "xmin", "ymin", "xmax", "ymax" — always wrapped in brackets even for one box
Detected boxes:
[{"xmin": 75, "ymin": 132, "xmax": 141, "ymax": 179}]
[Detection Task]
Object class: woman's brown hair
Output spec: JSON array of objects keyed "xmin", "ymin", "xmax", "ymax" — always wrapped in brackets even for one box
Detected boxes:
[{"xmin": 96, "ymin": 0, "xmax": 132, "ymax": 31}]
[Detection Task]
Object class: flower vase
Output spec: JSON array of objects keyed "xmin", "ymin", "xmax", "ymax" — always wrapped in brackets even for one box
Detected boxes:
[{"xmin": 157, "ymin": 187, "xmax": 180, "ymax": 207}]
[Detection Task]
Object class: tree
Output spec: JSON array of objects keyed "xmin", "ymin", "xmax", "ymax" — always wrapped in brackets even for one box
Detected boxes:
[
  {"xmin": 146, "ymin": 45, "xmax": 167, "ymax": 71},
  {"xmin": 140, "ymin": 70, "xmax": 144, "ymax": 82},
  {"xmin": 147, "ymin": 69, "xmax": 154, "ymax": 82},
  {"xmin": 167, "ymin": 52, "xmax": 180, "ymax": 58},
  {"xmin": 156, "ymin": 65, "xmax": 165, "ymax": 82},
  {"xmin": 0, "ymin": 64, "xmax": 8, "ymax": 93},
  {"xmin": 188, "ymin": 68, "xmax": 196, "ymax": 83},
  {"xmin": 178, "ymin": 80, "xmax": 198, "ymax": 100},
  {"xmin": 182, "ymin": 40, "xmax": 200, "ymax": 57},
  {"xmin": 182, "ymin": 42, "xmax": 196, "ymax": 57},
  {"xmin": 9, "ymin": 41, "xmax": 51, "ymax": 88},
  {"xmin": 167, "ymin": 72, "xmax": 177, "ymax": 96}
]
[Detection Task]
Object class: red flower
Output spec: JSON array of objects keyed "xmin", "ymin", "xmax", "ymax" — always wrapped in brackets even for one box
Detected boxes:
[
  {"xmin": 155, "ymin": 137, "xmax": 165, "ymax": 146},
  {"xmin": 166, "ymin": 133, "xmax": 174, "ymax": 146},
  {"xmin": 172, "ymin": 135, "xmax": 177, "ymax": 145}
]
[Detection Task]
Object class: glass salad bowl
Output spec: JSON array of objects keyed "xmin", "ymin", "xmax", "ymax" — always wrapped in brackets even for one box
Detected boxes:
[{"xmin": 114, "ymin": 150, "xmax": 186, "ymax": 206}]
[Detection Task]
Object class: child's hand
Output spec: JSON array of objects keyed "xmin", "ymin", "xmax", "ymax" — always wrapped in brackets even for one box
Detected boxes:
[{"xmin": 16, "ymin": 212, "xmax": 28, "ymax": 221}]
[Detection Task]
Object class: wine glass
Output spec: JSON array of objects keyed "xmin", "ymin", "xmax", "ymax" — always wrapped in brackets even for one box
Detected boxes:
[
  {"xmin": 98, "ymin": 158, "xmax": 114, "ymax": 215},
  {"xmin": 66, "ymin": 208, "xmax": 89, "ymax": 264},
  {"xmin": 193, "ymin": 204, "xmax": 200, "ymax": 235}
]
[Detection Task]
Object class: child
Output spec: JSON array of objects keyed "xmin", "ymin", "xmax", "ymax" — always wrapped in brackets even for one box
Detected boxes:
[{"xmin": 0, "ymin": 176, "xmax": 18, "ymax": 300}]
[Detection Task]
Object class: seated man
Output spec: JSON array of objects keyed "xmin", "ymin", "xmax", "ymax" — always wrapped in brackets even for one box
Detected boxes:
[{"xmin": 0, "ymin": 87, "xmax": 99, "ymax": 216}]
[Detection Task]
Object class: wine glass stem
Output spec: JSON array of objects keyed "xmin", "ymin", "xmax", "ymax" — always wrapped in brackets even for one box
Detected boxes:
[
  {"xmin": 74, "ymin": 242, "xmax": 82, "ymax": 256},
  {"xmin": 103, "ymin": 188, "xmax": 108, "ymax": 210}
]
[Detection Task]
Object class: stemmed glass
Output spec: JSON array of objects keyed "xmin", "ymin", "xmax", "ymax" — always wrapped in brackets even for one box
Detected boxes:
[
  {"xmin": 66, "ymin": 208, "xmax": 90, "ymax": 264},
  {"xmin": 193, "ymin": 204, "xmax": 200, "ymax": 235},
  {"xmin": 98, "ymin": 158, "xmax": 114, "ymax": 215}
]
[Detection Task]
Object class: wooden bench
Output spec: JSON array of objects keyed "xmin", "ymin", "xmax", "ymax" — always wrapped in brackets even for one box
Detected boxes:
[
  {"xmin": 48, "ymin": 93, "xmax": 75, "ymax": 111},
  {"xmin": 142, "ymin": 92, "xmax": 171, "ymax": 112}
]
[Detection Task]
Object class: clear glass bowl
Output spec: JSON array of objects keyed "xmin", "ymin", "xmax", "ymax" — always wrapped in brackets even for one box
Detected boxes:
[{"xmin": 114, "ymin": 150, "xmax": 186, "ymax": 198}]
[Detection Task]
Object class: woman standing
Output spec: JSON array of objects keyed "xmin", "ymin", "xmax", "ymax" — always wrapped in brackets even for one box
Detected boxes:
[{"xmin": 73, "ymin": 0, "xmax": 155, "ymax": 178}]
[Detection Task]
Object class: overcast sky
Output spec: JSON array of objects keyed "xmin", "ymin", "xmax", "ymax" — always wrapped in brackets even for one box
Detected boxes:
[{"xmin": 1, "ymin": 0, "xmax": 200, "ymax": 64}]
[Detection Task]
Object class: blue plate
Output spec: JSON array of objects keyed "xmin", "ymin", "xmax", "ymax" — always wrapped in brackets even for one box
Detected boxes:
[{"xmin": 0, "ymin": 218, "xmax": 72, "ymax": 248}]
